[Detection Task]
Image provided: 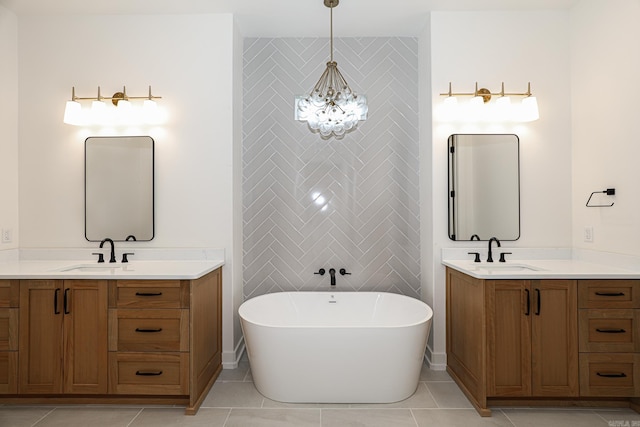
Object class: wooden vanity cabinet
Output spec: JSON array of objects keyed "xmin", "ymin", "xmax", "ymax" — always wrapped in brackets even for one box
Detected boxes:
[
  {"xmin": 0, "ymin": 267, "xmax": 221, "ymax": 415},
  {"xmin": 486, "ymin": 279, "xmax": 578, "ymax": 398},
  {"xmin": 447, "ymin": 268, "xmax": 578, "ymax": 415},
  {"xmin": 18, "ymin": 280, "xmax": 108, "ymax": 394},
  {"xmin": 0, "ymin": 280, "xmax": 19, "ymax": 394},
  {"xmin": 108, "ymin": 268, "xmax": 222, "ymax": 414},
  {"xmin": 448, "ymin": 269, "xmax": 640, "ymax": 415},
  {"xmin": 578, "ymin": 280, "xmax": 640, "ymax": 397}
]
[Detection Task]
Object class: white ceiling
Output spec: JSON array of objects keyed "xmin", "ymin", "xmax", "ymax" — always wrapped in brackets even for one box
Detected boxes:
[{"xmin": 0, "ymin": 0, "xmax": 580, "ymax": 37}]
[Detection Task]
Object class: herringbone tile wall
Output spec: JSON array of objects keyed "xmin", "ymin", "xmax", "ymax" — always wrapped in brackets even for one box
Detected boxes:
[{"xmin": 242, "ymin": 37, "xmax": 420, "ymax": 299}]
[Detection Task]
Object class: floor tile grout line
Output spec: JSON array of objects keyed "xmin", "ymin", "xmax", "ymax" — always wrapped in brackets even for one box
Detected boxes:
[
  {"xmin": 422, "ymin": 381, "xmax": 439, "ymax": 409},
  {"xmin": 30, "ymin": 407, "xmax": 56, "ymax": 427},
  {"xmin": 124, "ymin": 408, "xmax": 144, "ymax": 427},
  {"xmin": 494, "ymin": 408, "xmax": 518, "ymax": 427},
  {"xmin": 409, "ymin": 408, "xmax": 420, "ymax": 427},
  {"xmin": 221, "ymin": 407, "xmax": 233, "ymax": 427}
]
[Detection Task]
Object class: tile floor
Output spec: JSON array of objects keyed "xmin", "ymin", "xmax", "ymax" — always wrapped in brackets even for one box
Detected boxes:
[{"xmin": 1, "ymin": 360, "xmax": 639, "ymax": 426}]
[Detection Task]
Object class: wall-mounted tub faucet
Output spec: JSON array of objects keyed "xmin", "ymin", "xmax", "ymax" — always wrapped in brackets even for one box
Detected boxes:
[
  {"xmin": 99, "ymin": 238, "xmax": 116, "ymax": 263},
  {"xmin": 315, "ymin": 268, "xmax": 350, "ymax": 287},
  {"xmin": 487, "ymin": 237, "xmax": 501, "ymax": 263}
]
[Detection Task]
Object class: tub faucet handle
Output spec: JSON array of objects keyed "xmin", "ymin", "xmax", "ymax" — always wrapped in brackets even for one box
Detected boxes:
[
  {"xmin": 339, "ymin": 268, "xmax": 351, "ymax": 275},
  {"xmin": 314, "ymin": 268, "xmax": 326, "ymax": 276}
]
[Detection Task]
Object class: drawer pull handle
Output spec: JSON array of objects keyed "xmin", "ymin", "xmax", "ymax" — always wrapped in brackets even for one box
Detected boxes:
[
  {"xmin": 64, "ymin": 288, "xmax": 70, "ymax": 314},
  {"xmin": 596, "ymin": 328, "xmax": 627, "ymax": 333},
  {"xmin": 595, "ymin": 292, "xmax": 625, "ymax": 297},
  {"xmin": 135, "ymin": 370, "xmax": 163, "ymax": 376},
  {"xmin": 135, "ymin": 328, "xmax": 163, "ymax": 333},
  {"xmin": 135, "ymin": 292, "xmax": 163, "ymax": 297},
  {"xmin": 597, "ymin": 372, "xmax": 627, "ymax": 378},
  {"xmin": 54, "ymin": 288, "xmax": 61, "ymax": 315}
]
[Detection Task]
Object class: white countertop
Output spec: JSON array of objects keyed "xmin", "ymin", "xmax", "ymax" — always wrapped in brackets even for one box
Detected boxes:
[
  {"xmin": 442, "ymin": 259, "xmax": 640, "ymax": 280},
  {"xmin": 0, "ymin": 259, "xmax": 224, "ymax": 280}
]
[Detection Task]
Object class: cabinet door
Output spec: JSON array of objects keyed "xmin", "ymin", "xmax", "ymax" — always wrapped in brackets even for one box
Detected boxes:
[
  {"xmin": 531, "ymin": 280, "xmax": 579, "ymax": 396},
  {"xmin": 486, "ymin": 280, "xmax": 532, "ymax": 397},
  {"xmin": 19, "ymin": 280, "xmax": 64, "ymax": 394},
  {"xmin": 63, "ymin": 280, "xmax": 108, "ymax": 394},
  {"xmin": 0, "ymin": 307, "xmax": 18, "ymax": 393}
]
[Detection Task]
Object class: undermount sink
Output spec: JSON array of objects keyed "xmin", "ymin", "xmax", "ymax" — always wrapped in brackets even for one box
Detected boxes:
[
  {"xmin": 472, "ymin": 263, "xmax": 542, "ymax": 272},
  {"xmin": 57, "ymin": 264, "xmax": 126, "ymax": 273}
]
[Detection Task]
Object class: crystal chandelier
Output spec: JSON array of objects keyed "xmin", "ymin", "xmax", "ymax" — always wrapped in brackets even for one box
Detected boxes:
[{"xmin": 295, "ymin": 0, "xmax": 367, "ymax": 139}]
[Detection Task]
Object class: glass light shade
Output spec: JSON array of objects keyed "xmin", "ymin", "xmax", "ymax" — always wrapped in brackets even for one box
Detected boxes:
[
  {"xmin": 444, "ymin": 96, "xmax": 458, "ymax": 106},
  {"xmin": 520, "ymin": 96, "xmax": 539, "ymax": 121},
  {"xmin": 90, "ymin": 100, "xmax": 107, "ymax": 125},
  {"xmin": 467, "ymin": 96, "xmax": 485, "ymax": 121},
  {"xmin": 116, "ymin": 99, "xmax": 133, "ymax": 124},
  {"xmin": 117, "ymin": 99, "xmax": 132, "ymax": 112},
  {"xmin": 439, "ymin": 96, "xmax": 458, "ymax": 121},
  {"xmin": 494, "ymin": 96, "xmax": 512, "ymax": 121},
  {"xmin": 295, "ymin": 61, "xmax": 367, "ymax": 139},
  {"xmin": 142, "ymin": 99, "xmax": 159, "ymax": 123},
  {"xmin": 63, "ymin": 101, "xmax": 83, "ymax": 125}
]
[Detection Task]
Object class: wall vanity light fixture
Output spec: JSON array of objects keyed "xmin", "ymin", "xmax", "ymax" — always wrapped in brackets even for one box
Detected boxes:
[
  {"xmin": 294, "ymin": 0, "xmax": 368, "ymax": 139},
  {"xmin": 63, "ymin": 86, "xmax": 164, "ymax": 126},
  {"xmin": 439, "ymin": 82, "xmax": 539, "ymax": 123}
]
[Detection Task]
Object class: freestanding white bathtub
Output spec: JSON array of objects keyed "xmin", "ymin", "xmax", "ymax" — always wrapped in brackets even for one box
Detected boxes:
[{"xmin": 239, "ymin": 291, "xmax": 433, "ymax": 403}]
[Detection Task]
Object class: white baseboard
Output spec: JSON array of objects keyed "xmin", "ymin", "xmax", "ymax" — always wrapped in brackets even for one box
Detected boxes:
[
  {"xmin": 222, "ymin": 336, "xmax": 245, "ymax": 369},
  {"xmin": 424, "ymin": 344, "xmax": 447, "ymax": 371}
]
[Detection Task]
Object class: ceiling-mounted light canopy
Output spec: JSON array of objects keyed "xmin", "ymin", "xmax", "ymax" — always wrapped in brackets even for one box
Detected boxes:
[{"xmin": 295, "ymin": 0, "xmax": 367, "ymax": 139}]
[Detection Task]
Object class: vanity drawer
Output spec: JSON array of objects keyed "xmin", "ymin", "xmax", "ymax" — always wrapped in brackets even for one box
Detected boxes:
[
  {"xmin": 579, "ymin": 309, "xmax": 640, "ymax": 352},
  {"xmin": 579, "ymin": 353, "xmax": 640, "ymax": 397},
  {"xmin": 0, "ymin": 281, "xmax": 19, "ymax": 308},
  {"xmin": 111, "ymin": 280, "xmax": 188, "ymax": 309},
  {"xmin": 578, "ymin": 280, "xmax": 640, "ymax": 309},
  {"xmin": 108, "ymin": 352, "xmax": 188, "ymax": 395},
  {"xmin": 109, "ymin": 309, "xmax": 189, "ymax": 352},
  {"xmin": 0, "ymin": 309, "xmax": 18, "ymax": 351}
]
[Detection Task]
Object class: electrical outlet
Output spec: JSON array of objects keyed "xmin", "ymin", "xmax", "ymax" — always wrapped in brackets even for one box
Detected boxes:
[
  {"xmin": 1, "ymin": 228, "xmax": 12, "ymax": 243},
  {"xmin": 584, "ymin": 226, "xmax": 593, "ymax": 243}
]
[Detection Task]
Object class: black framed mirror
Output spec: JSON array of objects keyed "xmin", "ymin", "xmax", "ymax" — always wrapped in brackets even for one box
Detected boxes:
[
  {"xmin": 448, "ymin": 134, "xmax": 520, "ymax": 241},
  {"xmin": 85, "ymin": 136, "xmax": 154, "ymax": 242}
]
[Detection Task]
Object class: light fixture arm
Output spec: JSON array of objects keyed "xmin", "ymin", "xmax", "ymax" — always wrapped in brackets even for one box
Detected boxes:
[
  {"xmin": 440, "ymin": 82, "xmax": 535, "ymax": 103},
  {"xmin": 67, "ymin": 85, "xmax": 162, "ymax": 103}
]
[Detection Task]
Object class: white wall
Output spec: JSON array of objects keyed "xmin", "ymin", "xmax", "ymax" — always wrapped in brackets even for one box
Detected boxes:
[
  {"xmin": 17, "ymin": 14, "xmax": 243, "ymax": 362},
  {"xmin": 0, "ymin": 5, "xmax": 19, "ymax": 251},
  {"xmin": 426, "ymin": 11, "xmax": 573, "ymax": 366},
  {"xmin": 571, "ymin": 0, "xmax": 640, "ymax": 256}
]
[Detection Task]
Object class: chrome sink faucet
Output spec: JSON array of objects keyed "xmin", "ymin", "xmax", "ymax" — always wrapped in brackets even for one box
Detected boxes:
[
  {"xmin": 487, "ymin": 237, "xmax": 501, "ymax": 263},
  {"xmin": 99, "ymin": 238, "xmax": 117, "ymax": 263}
]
